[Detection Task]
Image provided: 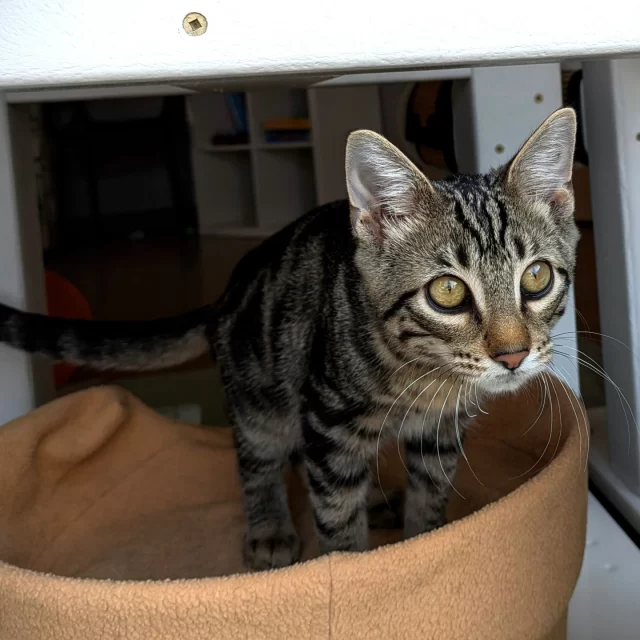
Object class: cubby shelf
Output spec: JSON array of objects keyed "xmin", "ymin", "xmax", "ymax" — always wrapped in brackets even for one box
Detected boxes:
[{"xmin": 188, "ymin": 83, "xmax": 418, "ymax": 236}]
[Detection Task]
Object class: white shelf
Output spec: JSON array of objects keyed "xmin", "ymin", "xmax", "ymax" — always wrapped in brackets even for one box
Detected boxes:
[
  {"xmin": 199, "ymin": 142, "xmax": 312, "ymax": 154},
  {"xmin": 199, "ymin": 144, "xmax": 251, "ymax": 153},
  {"xmin": 255, "ymin": 142, "xmax": 311, "ymax": 150},
  {"xmin": 253, "ymin": 147, "xmax": 315, "ymax": 229},
  {"xmin": 3, "ymin": 63, "xmax": 582, "ymax": 104},
  {"xmin": 189, "ymin": 85, "xmax": 387, "ymax": 236},
  {"xmin": 190, "ymin": 147, "xmax": 255, "ymax": 233},
  {"xmin": 315, "ymin": 68, "xmax": 472, "ymax": 86},
  {"xmin": 206, "ymin": 225, "xmax": 284, "ymax": 238}
]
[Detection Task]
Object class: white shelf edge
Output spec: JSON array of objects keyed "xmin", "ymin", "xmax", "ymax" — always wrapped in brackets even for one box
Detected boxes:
[
  {"xmin": 198, "ymin": 142, "xmax": 312, "ymax": 154},
  {"xmin": 5, "ymin": 84, "xmax": 193, "ymax": 104},
  {"xmin": 4, "ymin": 62, "xmax": 583, "ymax": 104},
  {"xmin": 314, "ymin": 68, "xmax": 472, "ymax": 86},
  {"xmin": 255, "ymin": 141, "xmax": 311, "ymax": 150},
  {"xmin": 198, "ymin": 144, "xmax": 251, "ymax": 153},
  {"xmin": 200, "ymin": 225, "xmax": 283, "ymax": 238}
]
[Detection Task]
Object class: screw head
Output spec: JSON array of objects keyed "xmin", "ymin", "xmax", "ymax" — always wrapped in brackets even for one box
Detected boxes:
[
  {"xmin": 495, "ymin": 144, "xmax": 505, "ymax": 154},
  {"xmin": 636, "ymin": 132, "xmax": 640, "ymax": 141},
  {"xmin": 534, "ymin": 93, "xmax": 544, "ymax": 104},
  {"xmin": 183, "ymin": 12, "xmax": 208, "ymax": 36}
]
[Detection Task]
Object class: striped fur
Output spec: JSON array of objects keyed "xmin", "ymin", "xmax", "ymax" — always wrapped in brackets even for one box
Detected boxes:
[
  {"xmin": 0, "ymin": 304, "xmax": 213, "ymax": 371},
  {"xmin": 0, "ymin": 109, "xmax": 579, "ymax": 571}
]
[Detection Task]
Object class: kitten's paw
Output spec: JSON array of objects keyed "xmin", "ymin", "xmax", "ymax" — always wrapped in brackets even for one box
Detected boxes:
[{"xmin": 243, "ymin": 529, "xmax": 301, "ymax": 571}]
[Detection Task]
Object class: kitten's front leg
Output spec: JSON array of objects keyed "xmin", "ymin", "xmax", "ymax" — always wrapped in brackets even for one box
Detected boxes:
[
  {"xmin": 303, "ymin": 414, "xmax": 371, "ymax": 554},
  {"xmin": 403, "ymin": 427, "xmax": 462, "ymax": 538}
]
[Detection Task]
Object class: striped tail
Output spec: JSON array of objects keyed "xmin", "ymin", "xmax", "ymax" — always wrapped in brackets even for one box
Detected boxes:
[{"xmin": 0, "ymin": 303, "xmax": 214, "ymax": 372}]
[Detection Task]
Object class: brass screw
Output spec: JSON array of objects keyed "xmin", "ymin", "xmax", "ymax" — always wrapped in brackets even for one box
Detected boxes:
[
  {"xmin": 495, "ymin": 144, "xmax": 505, "ymax": 154},
  {"xmin": 534, "ymin": 93, "xmax": 544, "ymax": 104},
  {"xmin": 183, "ymin": 12, "xmax": 208, "ymax": 36}
]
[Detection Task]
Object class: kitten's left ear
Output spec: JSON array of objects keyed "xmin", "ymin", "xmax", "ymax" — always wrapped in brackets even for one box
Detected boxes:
[
  {"xmin": 345, "ymin": 130, "xmax": 436, "ymax": 241},
  {"xmin": 506, "ymin": 108, "xmax": 577, "ymax": 214}
]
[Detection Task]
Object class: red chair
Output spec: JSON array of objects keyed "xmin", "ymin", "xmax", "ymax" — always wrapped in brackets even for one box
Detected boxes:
[{"xmin": 44, "ymin": 271, "xmax": 91, "ymax": 388}]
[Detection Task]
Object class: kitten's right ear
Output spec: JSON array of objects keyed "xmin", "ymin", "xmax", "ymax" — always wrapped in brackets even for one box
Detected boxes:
[{"xmin": 345, "ymin": 130, "xmax": 434, "ymax": 241}]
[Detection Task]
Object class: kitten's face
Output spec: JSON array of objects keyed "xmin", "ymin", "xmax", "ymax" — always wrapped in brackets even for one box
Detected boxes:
[{"xmin": 346, "ymin": 109, "xmax": 579, "ymax": 395}]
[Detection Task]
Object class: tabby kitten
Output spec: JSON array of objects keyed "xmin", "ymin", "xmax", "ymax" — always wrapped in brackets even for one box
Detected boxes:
[{"xmin": 0, "ymin": 108, "xmax": 578, "ymax": 571}]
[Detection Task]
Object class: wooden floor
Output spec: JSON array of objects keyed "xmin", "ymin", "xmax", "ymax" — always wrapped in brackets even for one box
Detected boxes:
[
  {"xmin": 48, "ymin": 235, "xmax": 261, "ymax": 322},
  {"xmin": 47, "ymin": 235, "xmax": 262, "ymax": 385}
]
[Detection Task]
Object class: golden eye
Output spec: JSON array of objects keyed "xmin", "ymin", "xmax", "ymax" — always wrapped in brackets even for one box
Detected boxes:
[
  {"xmin": 521, "ymin": 261, "xmax": 553, "ymax": 297},
  {"xmin": 427, "ymin": 276, "xmax": 468, "ymax": 311}
]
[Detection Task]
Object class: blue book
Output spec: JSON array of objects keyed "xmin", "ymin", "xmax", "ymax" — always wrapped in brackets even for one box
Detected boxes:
[{"xmin": 225, "ymin": 93, "xmax": 248, "ymax": 135}]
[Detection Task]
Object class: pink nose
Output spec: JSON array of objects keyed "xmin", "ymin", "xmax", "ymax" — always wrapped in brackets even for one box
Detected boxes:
[{"xmin": 492, "ymin": 350, "xmax": 529, "ymax": 370}]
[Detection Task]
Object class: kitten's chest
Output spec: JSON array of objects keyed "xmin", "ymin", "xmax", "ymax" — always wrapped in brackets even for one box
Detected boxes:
[
  {"xmin": 357, "ymin": 368, "xmax": 466, "ymax": 443},
  {"xmin": 385, "ymin": 367, "xmax": 463, "ymax": 415}
]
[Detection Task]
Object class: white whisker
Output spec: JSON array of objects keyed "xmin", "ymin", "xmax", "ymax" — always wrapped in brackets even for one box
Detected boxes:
[
  {"xmin": 520, "ymin": 375, "xmax": 549, "ymax": 437},
  {"xmin": 455, "ymin": 384, "xmax": 483, "ymax": 487},
  {"xmin": 554, "ymin": 330, "xmax": 640, "ymax": 378},
  {"xmin": 537, "ymin": 371, "xmax": 564, "ymax": 474},
  {"xmin": 395, "ymin": 376, "xmax": 441, "ymax": 475},
  {"xmin": 464, "ymin": 380, "xmax": 477, "ymax": 418},
  {"xmin": 552, "ymin": 346, "xmax": 637, "ymax": 452},
  {"xmin": 512, "ymin": 373, "xmax": 554, "ymax": 479},
  {"xmin": 547, "ymin": 363, "xmax": 589, "ymax": 475},
  {"xmin": 474, "ymin": 381, "xmax": 488, "ymax": 415},
  {"xmin": 375, "ymin": 364, "xmax": 442, "ymax": 506},
  {"xmin": 562, "ymin": 301, "xmax": 592, "ymax": 334},
  {"xmin": 436, "ymin": 379, "xmax": 466, "ymax": 499}
]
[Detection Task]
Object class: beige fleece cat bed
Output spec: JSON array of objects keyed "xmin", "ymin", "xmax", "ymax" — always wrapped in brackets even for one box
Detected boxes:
[{"xmin": 0, "ymin": 380, "xmax": 586, "ymax": 640}]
